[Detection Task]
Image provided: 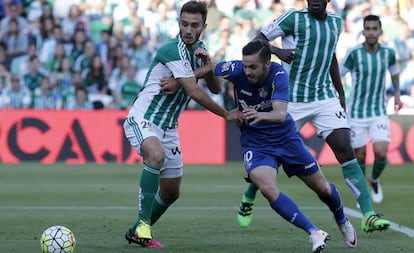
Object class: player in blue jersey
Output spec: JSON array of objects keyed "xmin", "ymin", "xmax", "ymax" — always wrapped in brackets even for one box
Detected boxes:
[
  {"xmin": 340, "ymin": 15, "xmax": 402, "ymax": 204},
  {"xmin": 123, "ymin": 1, "xmax": 240, "ymax": 248},
  {"xmin": 237, "ymin": 0, "xmax": 391, "ymax": 233},
  {"xmin": 215, "ymin": 39, "xmax": 356, "ymax": 252}
]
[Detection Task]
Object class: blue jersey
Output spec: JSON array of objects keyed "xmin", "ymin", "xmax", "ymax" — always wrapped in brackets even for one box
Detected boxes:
[{"xmin": 215, "ymin": 61, "xmax": 297, "ymax": 147}]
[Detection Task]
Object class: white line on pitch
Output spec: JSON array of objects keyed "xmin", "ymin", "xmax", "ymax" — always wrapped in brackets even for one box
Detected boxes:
[{"xmin": 343, "ymin": 207, "xmax": 414, "ymax": 238}]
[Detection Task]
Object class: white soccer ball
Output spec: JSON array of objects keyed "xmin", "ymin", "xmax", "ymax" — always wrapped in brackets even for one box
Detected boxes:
[{"xmin": 40, "ymin": 225, "xmax": 76, "ymax": 253}]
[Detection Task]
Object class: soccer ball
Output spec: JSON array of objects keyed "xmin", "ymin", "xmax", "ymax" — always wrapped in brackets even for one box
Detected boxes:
[{"xmin": 40, "ymin": 225, "xmax": 76, "ymax": 253}]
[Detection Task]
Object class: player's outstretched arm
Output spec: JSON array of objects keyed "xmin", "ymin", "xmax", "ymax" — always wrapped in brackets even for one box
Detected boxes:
[
  {"xmin": 159, "ymin": 61, "xmax": 219, "ymax": 95},
  {"xmin": 178, "ymin": 76, "xmax": 239, "ymax": 121}
]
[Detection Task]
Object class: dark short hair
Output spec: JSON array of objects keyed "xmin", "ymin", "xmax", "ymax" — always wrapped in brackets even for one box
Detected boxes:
[
  {"xmin": 180, "ymin": 1, "xmax": 208, "ymax": 23},
  {"xmin": 363, "ymin": 15, "xmax": 381, "ymax": 28},
  {"xmin": 242, "ymin": 40, "xmax": 271, "ymax": 62}
]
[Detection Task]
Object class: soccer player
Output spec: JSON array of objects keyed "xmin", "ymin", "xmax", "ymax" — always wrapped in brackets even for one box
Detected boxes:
[
  {"xmin": 216, "ymin": 40, "xmax": 356, "ymax": 252},
  {"xmin": 340, "ymin": 15, "xmax": 402, "ymax": 203},
  {"xmin": 122, "ymin": 1, "xmax": 240, "ymax": 248},
  {"xmin": 237, "ymin": 0, "xmax": 391, "ymax": 233}
]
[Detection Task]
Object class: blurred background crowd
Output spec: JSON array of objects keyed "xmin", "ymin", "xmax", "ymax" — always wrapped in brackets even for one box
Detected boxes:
[{"xmin": 0, "ymin": 0, "xmax": 413, "ymax": 111}]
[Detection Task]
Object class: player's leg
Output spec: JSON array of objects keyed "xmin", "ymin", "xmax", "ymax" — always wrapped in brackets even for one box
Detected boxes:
[
  {"xmin": 237, "ymin": 182, "xmax": 258, "ymax": 228},
  {"xmin": 353, "ymin": 146, "xmax": 367, "ymax": 175},
  {"xmin": 312, "ymin": 99, "xmax": 390, "ymax": 232},
  {"xmin": 249, "ymin": 165, "xmax": 321, "ymax": 233},
  {"xmin": 350, "ymin": 118, "xmax": 369, "ymax": 208},
  {"xmin": 326, "ymin": 129, "xmax": 390, "ymax": 232},
  {"xmin": 123, "ymin": 118, "xmax": 165, "ymax": 247},
  {"xmin": 284, "ymin": 137, "xmax": 356, "ymax": 248},
  {"xmin": 299, "ymin": 170, "xmax": 356, "ymax": 248},
  {"xmin": 369, "ymin": 117, "xmax": 390, "ymax": 203},
  {"xmin": 149, "ymin": 128, "xmax": 184, "ymax": 226},
  {"xmin": 246, "ymin": 148, "xmax": 330, "ymax": 252},
  {"xmin": 350, "ymin": 121, "xmax": 369, "ymax": 176},
  {"xmin": 151, "ymin": 176, "xmax": 182, "ymax": 225},
  {"xmin": 125, "ymin": 171, "xmax": 181, "ymax": 248}
]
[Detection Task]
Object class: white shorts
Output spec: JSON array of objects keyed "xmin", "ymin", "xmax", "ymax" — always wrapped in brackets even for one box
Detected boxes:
[
  {"xmin": 349, "ymin": 116, "xmax": 390, "ymax": 148},
  {"xmin": 123, "ymin": 116, "xmax": 183, "ymax": 178},
  {"xmin": 288, "ymin": 98, "xmax": 350, "ymax": 139}
]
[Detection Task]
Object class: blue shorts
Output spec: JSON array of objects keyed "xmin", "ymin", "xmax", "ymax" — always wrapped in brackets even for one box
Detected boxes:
[{"xmin": 242, "ymin": 137, "xmax": 319, "ymax": 177}]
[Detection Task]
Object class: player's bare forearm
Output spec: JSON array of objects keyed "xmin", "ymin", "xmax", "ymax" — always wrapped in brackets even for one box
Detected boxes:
[
  {"xmin": 204, "ymin": 73, "xmax": 221, "ymax": 94},
  {"xmin": 330, "ymin": 55, "xmax": 346, "ymax": 109},
  {"xmin": 252, "ymin": 32, "xmax": 297, "ymax": 63},
  {"xmin": 181, "ymin": 77, "xmax": 234, "ymax": 121},
  {"xmin": 195, "ymin": 62, "xmax": 222, "ymax": 94},
  {"xmin": 243, "ymin": 101, "xmax": 288, "ymax": 125},
  {"xmin": 391, "ymin": 74, "xmax": 403, "ymax": 111},
  {"xmin": 252, "ymin": 32, "xmax": 283, "ymax": 57},
  {"xmin": 194, "ymin": 62, "xmax": 214, "ymax": 79}
]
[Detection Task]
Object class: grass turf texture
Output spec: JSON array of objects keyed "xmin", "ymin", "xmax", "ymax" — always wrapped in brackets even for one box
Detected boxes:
[{"xmin": 1, "ymin": 162, "xmax": 413, "ymax": 253}]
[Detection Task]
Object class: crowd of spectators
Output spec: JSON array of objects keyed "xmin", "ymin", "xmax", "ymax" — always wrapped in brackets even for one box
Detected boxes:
[{"xmin": 0, "ymin": 0, "xmax": 413, "ymax": 112}]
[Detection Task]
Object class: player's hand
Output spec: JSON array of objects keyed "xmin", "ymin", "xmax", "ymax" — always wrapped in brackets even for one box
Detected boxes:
[
  {"xmin": 274, "ymin": 48, "xmax": 298, "ymax": 64},
  {"xmin": 226, "ymin": 109, "xmax": 245, "ymax": 125},
  {"xmin": 242, "ymin": 108, "xmax": 262, "ymax": 125},
  {"xmin": 194, "ymin": 48, "xmax": 211, "ymax": 64},
  {"xmin": 394, "ymin": 96, "xmax": 403, "ymax": 113},
  {"xmin": 160, "ymin": 76, "xmax": 180, "ymax": 94}
]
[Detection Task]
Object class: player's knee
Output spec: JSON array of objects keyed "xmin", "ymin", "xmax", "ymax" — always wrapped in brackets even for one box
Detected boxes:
[
  {"xmin": 334, "ymin": 147, "xmax": 357, "ymax": 163},
  {"xmin": 259, "ymin": 185, "xmax": 279, "ymax": 202},
  {"xmin": 146, "ymin": 150, "xmax": 165, "ymax": 168},
  {"xmin": 375, "ymin": 152, "xmax": 387, "ymax": 161},
  {"xmin": 315, "ymin": 181, "xmax": 331, "ymax": 197}
]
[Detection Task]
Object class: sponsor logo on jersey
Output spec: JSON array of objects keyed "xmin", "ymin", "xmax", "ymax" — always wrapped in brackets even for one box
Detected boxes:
[
  {"xmin": 335, "ymin": 111, "xmax": 347, "ymax": 119},
  {"xmin": 221, "ymin": 61, "xmax": 232, "ymax": 72},
  {"xmin": 240, "ymin": 89, "xmax": 252, "ymax": 96},
  {"xmin": 258, "ymin": 88, "xmax": 268, "ymax": 98},
  {"xmin": 183, "ymin": 60, "xmax": 193, "ymax": 74},
  {"xmin": 275, "ymin": 70, "xmax": 285, "ymax": 76},
  {"xmin": 304, "ymin": 161, "xmax": 316, "ymax": 170}
]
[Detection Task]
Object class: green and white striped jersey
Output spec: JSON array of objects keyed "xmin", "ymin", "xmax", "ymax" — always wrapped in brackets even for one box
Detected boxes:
[
  {"xmin": 128, "ymin": 36, "xmax": 206, "ymax": 129},
  {"xmin": 340, "ymin": 44, "xmax": 398, "ymax": 119},
  {"xmin": 261, "ymin": 8, "xmax": 342, "ymax": 102}
]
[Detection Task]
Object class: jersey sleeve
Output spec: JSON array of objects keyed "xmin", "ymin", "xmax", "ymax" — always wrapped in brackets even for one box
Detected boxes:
[
  {"xmin": 340, "ymin": 49, "xmax": 354, "ymax": 77},
  {"xmin": 261, "ymin": 9, "xmax": 295, "ymax": 41},
  {"xmin": 271, "ymin": 65, "xmax": 290, "ymax": 102},
  {"xmin": 388, "ymin": 48, "xmax": 399, "ymax": 76},
  {"xmin": 214, "ymin": 61, "xmax": 243, "ymax": 81},
  {"xmin": 156, "ymin": 43, "xmax": 195, "ymax": 79}
]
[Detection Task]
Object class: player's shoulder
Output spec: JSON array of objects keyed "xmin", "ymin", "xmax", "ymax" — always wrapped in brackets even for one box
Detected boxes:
[
  {"xmin": 156, "ymin": 38, "xmax": 181, "ymax": 58},
  {"xmin": 326, "ymin": 10, "xmax": 341, "ymax": 20},
  {"xmin": 277, "ymin": 8, "xmax": 300, "ymax": 20},
  {"xmin": 270, "ymin": 62, "xmax": 288, "ymax": 77},
  {"xmin": 347, "ymin": 43, "xmax": 364, "ymax": 53},
  {"xmin": 216, "ymin": 60, "xmax": 243, "ymax": 75},
  {"xmin": 379, "ymin": 44, "xmax": 396, "ymax": 53}
]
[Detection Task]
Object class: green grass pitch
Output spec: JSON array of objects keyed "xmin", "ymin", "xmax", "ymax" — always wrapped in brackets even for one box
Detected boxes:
[{"xmin": 1, "ymin": 162, "xmax": 413, "ymax": 253}]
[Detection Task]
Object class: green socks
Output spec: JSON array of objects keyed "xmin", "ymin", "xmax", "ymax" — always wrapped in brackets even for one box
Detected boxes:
[
  {"xmin": 244, "ymin": 183, "xmax": 259, "ymax": 201},
  {"xmin": 359, "ymin": 162, "xmax": 366, "ymax": 175},
  {"xmin": 372, "ymin": 159, "xmax": 387, "ymax": 180},
  {"xmin": 138, "ymin": 163, "xmax": 160, "ymax": 225},
  {"xmin": 150, "ymin": 191, "xmax": 170, "ymax": 226},
  {"xmin": 341, "ymin": 159, "xmax": 373, "ymax": 214}
]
